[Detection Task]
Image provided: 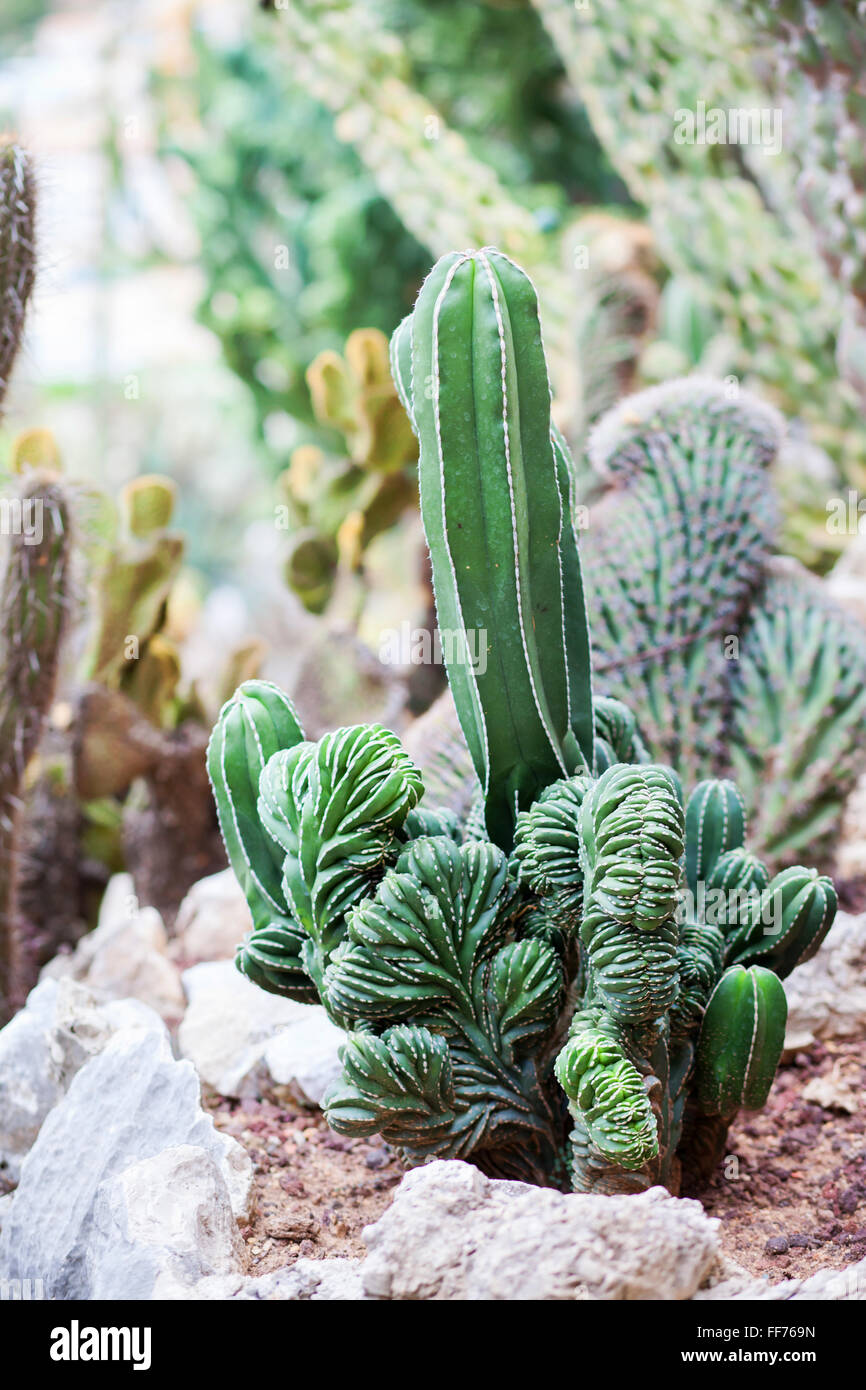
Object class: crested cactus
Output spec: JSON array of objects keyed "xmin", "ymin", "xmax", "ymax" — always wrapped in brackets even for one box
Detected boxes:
[
  {"xmin": 212, "ymin": 247, "xmax": 837, "ymax": 1196},
  {"xmin": 0, "ymin": 142, "xmax": 36, "ymax": 413},
  {"xmin": 406, "ymin": 376, "xmax": 866, "ymax": 870},
  {"xmin": 0, "ymin": 448, "xmax": 72, "ymax": 1020}
]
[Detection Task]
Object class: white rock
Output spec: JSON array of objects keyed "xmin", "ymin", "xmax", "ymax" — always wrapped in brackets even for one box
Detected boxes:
[
  {"xmin": 41, "ymin": 877, "xmax": 185, "ymax": 1022},
  {"xmin": 91, "ymin": 1145, "xmax": 244, "ymax": 1300},
  {"xmin": 262, "ymin": 1012, "xmax": 345, "ymax": 1106},
  {"xmin": 0, "ymin": 977, "xmax": 164, "ymax": 1185},
  {"xmin": 179, "ymin": 960, "xmax": 310, "ymax": 1097},
  {"xmin": 163, "ymin": 1258, "xmax": 366, "ymax": 1301},
  {"xmin": 784, "ymin": 911, "xmax": 866, "ymax": 1048},
  {"xmin": 0, "ymin": 1027, "xmax": 252, "ymax": 1298},
  {"xmin": 172, "ymin": 869, "xmax": 252, "ymax": 966},
  {"xmin": 179, "ymin": 959, "xmax": 343, "ymax": 1105},
  {"xmin": 361, "ymin": 1160, "xmax": 719, "ymax": 1301}
]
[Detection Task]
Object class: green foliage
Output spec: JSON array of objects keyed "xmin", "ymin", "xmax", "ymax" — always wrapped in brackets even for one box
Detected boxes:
[
  {"xmin": 531, "ymin": 0, "xmax": 865, "ymax": 476},
  {"xmin": 213, "ymin": 247, "xmax": 838, "ymax": 1196},
  {"xmin": 734, "ymin": 1, "xmax": 866, "ymax": 410}
]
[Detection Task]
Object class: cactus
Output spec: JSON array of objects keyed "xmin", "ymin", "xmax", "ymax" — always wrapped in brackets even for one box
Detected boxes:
[
  {"xmin": 212, "ymin": 247, "xmax": 836, "ymax": 1195},
  {"xmin": 404, "ymin": 376, "xmax": 866, "ymax": 870},
  {"xmin": 0, "ymin": 451, "xmax": 72, "ymax": 1020},
  {"xmin": 0, "ymin": 142, "xmax": 36, "ymax": 413},
  {"xmin": 81, "ymin": 474, "xmax": 184, "ymax": 719},
  {"xmin": 583, "ymin": 379, "xmax": 866, "ymax": 870},
  {"xmin": 733, "ymin": 1, "xmax": 866, "ymax": 410},
  {"xmin": 280, "ymin": 329, "xmax": 417, "ymax": 616},
  {"xmin": 529, "ymin": 0, "xmax": 865, "ymax": 474}
]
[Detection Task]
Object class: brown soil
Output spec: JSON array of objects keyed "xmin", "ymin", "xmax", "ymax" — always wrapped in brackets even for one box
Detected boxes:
[
  {"xmin": 207, "ymin": 1094, "xmax": 405, "ymax": 1275},
  {"xmin": 210, "ymin": 1035, "xmax": 866, "ymax": 1288},
  {"xmin": 700, "ymin": 1036, "xmax": 866, "ymax": 1282}
]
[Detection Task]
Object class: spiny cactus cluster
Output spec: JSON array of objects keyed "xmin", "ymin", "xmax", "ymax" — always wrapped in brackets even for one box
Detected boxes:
[
  {"xmin": 281, "ymin": 328, "xmax": 417, "ymax": 615},
  {"xmin": 212, "ymin": 248, "xmax": 837, "ymax": 1195},
  {"xmin": 735, "ymin": 0, "xmax": 866, "ymax": 407},
  {"xmin": 583, "ymin": 379, "xmax": 866, "ymax": 869},
  {"xmin": 0, "ymin": 142, "xmax": 36, "ymax": 413},
  {"xmin": 530, "ymin": 0, "xmax": 863, "ymax": 470},
  {"xmin": 0, "ymin": 445, "xmax": 72, "ymax": 1022}
]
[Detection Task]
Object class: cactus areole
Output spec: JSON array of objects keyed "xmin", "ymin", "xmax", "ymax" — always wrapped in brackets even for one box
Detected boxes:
[{"xmin": 209, "ymin": 249, "xmax": 837, "ymax": 1194}]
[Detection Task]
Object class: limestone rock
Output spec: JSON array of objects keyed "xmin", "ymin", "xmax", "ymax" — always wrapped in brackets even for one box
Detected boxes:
[
  {"xmin": 91, "ymin": 1145, "xmax": 244, "ymax": 1300},
  {"xmin": 0, "ymin": 977, "xmax": 161, "ymax": 1185},
  {"xmin": 162, "ymin": 1258, "xmax": 366, "ymax": 1301},
  {"xmin": 179, "ymin": 959, "xmax": 343, "ymax": 1104},
  {"xmin": 784, "ymin": 911, "xmax": 866, "ymax": 1049},
  {"xmin": 361, "ymin": 1160, "xmax": 719, "ymax": 1301},
  {"xmin": 0, "ymin": 1027, "xmax": 252, "ymax": 1298},
  {"xmin": 171, "ymin": 869, "xmax": 252, "ymax": 966},
  {"xmin": 41, "ymin": 874, "xmax": 184, "ymax": 1021}
]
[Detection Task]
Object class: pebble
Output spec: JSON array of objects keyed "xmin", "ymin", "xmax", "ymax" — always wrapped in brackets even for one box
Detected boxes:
[{"xmin": 765, "ymin": 1236, "xmax": 789, "ymax": 1255}]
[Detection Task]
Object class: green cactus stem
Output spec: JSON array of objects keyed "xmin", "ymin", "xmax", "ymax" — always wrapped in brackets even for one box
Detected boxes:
[
  {"xmin": 400, "ymin": 247, "xmax": 594, "ymax": 848},
  {"xmin": 0, "ymin": 142, "xmax": 36, "ymax": 412},
  {"xmin": 0, "ymin": 465, "xmax": 72, "ymax": 1020}
]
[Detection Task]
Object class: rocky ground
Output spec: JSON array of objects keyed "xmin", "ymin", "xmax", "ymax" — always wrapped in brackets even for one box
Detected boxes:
[{"xmin": 1, "ymin": 864, "xmax": 866, "ymax": 1300}]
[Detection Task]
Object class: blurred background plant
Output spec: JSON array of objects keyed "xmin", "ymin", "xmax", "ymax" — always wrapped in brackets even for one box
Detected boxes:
[{"xmin": 1, "ymin": 0, "xmax": 865, "ymax": 990}]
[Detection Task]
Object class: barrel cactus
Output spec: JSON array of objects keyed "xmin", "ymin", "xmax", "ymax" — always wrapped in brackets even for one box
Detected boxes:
[{"xmin": 210, "ymin": 248, "xmax": 836, "ymax": 1194}]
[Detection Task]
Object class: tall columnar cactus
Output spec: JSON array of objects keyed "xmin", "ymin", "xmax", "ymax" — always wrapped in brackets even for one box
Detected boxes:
[
  {"xmin": 0, "ymin": 452, "xmax": 72, "ymax": 1021},
  {"xmin": 0, "ymin": 142, "xmax": 36, "ymax": 413},
  {"xmin": 395, "ymin": 248, "xmax": 594, "ymax": 847},
  {"xmin": 211, "ymin": 247, "xmax": 837, "ymax": 1195}
]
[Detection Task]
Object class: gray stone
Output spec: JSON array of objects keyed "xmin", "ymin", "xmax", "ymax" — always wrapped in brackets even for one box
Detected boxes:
[
  {"xmin": 261, "ymin": 1012, "xmax": 345, "ymax": 1106},
  {"xmin": 784, "ymin": 910, "xmax": 866, "ymax": 1049},
  {"xmin": 41, "ymin": 876, "xmax": 185, "ymax": 1021},
  {"xmin": 171, "ymin": 869, "xmax": 252, "ymax": 966},
  {"xmin": 0, "ymin": 1027, "xmax": 252, "ymax": 1298},
  {"xmin": 361, "ymin": 1160, "xmax": 719, "ymax": 1301},
  {"xmin": 90, "ymin": 1146, "xmax": 244, "ymax": 1300},
  {"xmin": 0, "ymin": 978, "xmax": 163, "ymax": 1185},
  {"xmin": 179, "ymin": 958, "xmax": 343, "ymax": 1104},
  {"xmin": 163, "ymin": 1258, "xmax": 366, "ymax": 1301}
]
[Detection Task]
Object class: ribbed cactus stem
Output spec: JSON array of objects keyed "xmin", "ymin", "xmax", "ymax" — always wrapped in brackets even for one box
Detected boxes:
[
  {"xmin": 0, "ymin": 471, "xmax": 72, "ymax": 1020},
  {"xmin": 396, "ymin": 247, "xmax": 594, "ymax": 848}
]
